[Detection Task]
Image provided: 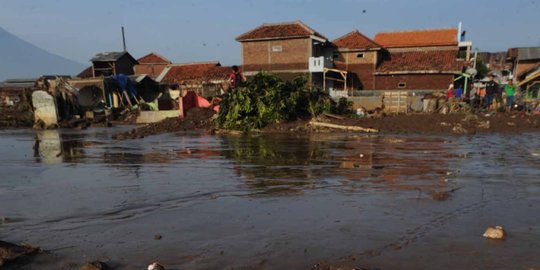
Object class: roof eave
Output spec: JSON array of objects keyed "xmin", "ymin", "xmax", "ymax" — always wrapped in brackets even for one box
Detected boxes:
[
  {"xmin": 375, "ymin": 70, "xmax": 461, "ymax": 75},
  {"xmin": 237, "ymin": 35, "xmax": 313, "ymax": 42}
]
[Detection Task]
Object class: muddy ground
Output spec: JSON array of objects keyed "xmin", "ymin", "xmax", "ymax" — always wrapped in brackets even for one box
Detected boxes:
[{"xmin": 264, "ymin": 113, "xmax": 540, "ymax": 135}]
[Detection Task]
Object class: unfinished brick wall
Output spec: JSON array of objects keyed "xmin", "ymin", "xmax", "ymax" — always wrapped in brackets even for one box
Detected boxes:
[
  {"xmin": 335, "ymin": 51, "xmax": 378, "ymax": 90},
  {"xmin": 374, "ymin": 74, "xmax": 454, "ymax": 90},
  {"xmin": 242, "ymin": 38, "xmax": 310, "ymax": 72}
]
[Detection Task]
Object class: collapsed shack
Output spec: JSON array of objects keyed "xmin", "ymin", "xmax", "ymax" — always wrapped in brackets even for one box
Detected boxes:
[{"xmin": 30, "ymin": 74, "xmax": 163, "ymax": 129}]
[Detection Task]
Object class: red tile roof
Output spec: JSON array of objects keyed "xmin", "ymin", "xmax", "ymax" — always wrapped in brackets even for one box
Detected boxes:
[
  {"xmin": 137, "ymin": 52, "xmax": 171, "ymax": 64},
  {"xmin": 374, "ymin": 28, "xmax": 458, "ymax": 48},
  {"xmin": 236, "ymin": 21, "xmax": 327, "ymax": 41},
  {"xmin": 77, "ymin": 66, "xmax": 93, "ymax": 78},
  {"xmin": 376, "ymin": 50, "xmax": 462, "ymax": 74},
  {"xmin": 333, "ymin": 30, "xmax": 381, "ymax": 50},
  {"xmin": 158, "ymin": 62, "xmax": 236, "ymax": 84}
]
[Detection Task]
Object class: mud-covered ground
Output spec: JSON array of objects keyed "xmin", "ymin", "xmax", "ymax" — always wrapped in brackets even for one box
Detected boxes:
[
  {"xmin": 264, "ymin": 113, "xmax": 540, "ymax": 135},
  {"xmin": 0, "ymin": 128, "xmax": 539, "ymax": 269}
]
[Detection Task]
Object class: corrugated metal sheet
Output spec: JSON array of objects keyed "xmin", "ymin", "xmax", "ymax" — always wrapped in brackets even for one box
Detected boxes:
[{"xmin": 517, "ymin": 47, "xmax": 540, "ymax": 61}]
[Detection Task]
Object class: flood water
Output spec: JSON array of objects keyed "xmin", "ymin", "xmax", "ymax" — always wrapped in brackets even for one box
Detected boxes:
[{"xmin": 0, "ymin": 127, "xmax": 539, "ymax": 269}]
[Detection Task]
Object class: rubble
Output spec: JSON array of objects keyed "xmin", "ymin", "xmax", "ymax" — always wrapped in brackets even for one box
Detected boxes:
[
  {"xmin": 0, "ymin": 240, "xmax": 40, "ymax": 267},
  {"xmin": 483, "ymin": 226, "xmax": 506, "ymax": 240},
  {"xmin": 80, "ymin": 261, "xmax": 109, "ymax": 270}
]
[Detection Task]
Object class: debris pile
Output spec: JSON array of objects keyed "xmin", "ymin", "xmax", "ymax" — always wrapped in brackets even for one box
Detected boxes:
[
  {"xmin": 113, "ymin": 107, "xmax": 215, "ymax": 139},
  {"xmin": 0, "ymin": 240, "xmax": 40, "ymax": 267}
]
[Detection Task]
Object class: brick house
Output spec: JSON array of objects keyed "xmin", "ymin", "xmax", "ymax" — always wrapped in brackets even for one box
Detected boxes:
[
  {"xmin": 156, "ymin": 61, "xmax": 233, "ymax": 97},
  {"xmin": 332, "ymin": 30, "xmax": 382, "ymax": 90},
  {"xmin": 134, "ymin": 52, "xmax": 172, "ymax": 78},
  {"xmin": 373, "ymin": 29, "xmax": 462, "ymax": 90},
  {"xmin": 236, "ymin": 21, "xmax": 336, "ymax": 85}
]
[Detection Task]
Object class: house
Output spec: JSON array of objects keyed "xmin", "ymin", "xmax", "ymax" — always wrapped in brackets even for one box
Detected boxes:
[
  {"xmin": 156, "ymin": 61, "xmax": 232, "ymax": 97},
  {"xmin": 507, "ymin": 47, "xmax": 540, "ymax": 78},
  {"xmin": 518, "ymin": 62, "xmax": 540, "ymax": 99},
  {"xmin": 372, "ymin": 28, "xmax": 463, "ymax": 90},
  {"xmin": 236, "ymin": 21, "xmax": 339, "ymax": 87},
  {"xmin": 332, "ymin": 30, "xmax": 382, "ymax": 90},
  {"xmin": 134, "ymin": 52, "xmax": 172, "ymax": 78},
  {"xmin": 90, "ymin": 51, "xmax": 138, "ymax": 77}
]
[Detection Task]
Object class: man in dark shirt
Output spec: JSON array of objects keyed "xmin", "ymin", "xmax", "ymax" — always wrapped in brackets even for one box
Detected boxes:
[{"xmin": 485, "ymin": 75, "xmax": 499, "ymax": 109}]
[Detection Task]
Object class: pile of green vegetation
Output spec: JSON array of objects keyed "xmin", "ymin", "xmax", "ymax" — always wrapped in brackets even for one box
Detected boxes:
[{"xmin": 216, "ymin": 73, "xmax": 351, "ymax": 131}]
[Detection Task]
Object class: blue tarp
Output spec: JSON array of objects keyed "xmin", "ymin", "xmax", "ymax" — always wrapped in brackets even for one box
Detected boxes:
[{"xmin": 113, "ymin": 74, "xmax": 138, "ymax": 98}]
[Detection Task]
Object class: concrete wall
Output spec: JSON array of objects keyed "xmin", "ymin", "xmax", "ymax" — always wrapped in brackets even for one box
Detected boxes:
[
  {"xmin": 374, "ymin": 74, "xmax": 454, "ymax": 90},
  {"xmin": 242, "ymin": 38, "xmax": 311, "ymax": 72},
  {"xmin": 136, "ymin": 110, "xmax": 180, "ymax": 124}
]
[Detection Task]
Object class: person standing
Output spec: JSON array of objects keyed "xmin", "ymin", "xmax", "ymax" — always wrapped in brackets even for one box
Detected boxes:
[
  {"xmin": 454, "ymin": 84, "xmax": 464, "ymax": 101},
  {"xmin": 447, "ymin": 83, "xmax": 454, "ymax": 99},
  {"xmin": 229, "ymin": 65, "xmax": 246, "ymax": 89},
  {"xmin": 485, "ymin": 75, "xmax": 499, "ymax": 109},
  {"xmin": 504, "ymin": 79, "xmax": 516, "ymax": 111}
]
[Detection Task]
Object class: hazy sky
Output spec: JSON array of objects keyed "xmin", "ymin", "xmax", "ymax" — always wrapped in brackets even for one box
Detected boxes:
[{"xmin": 1, "ymin": 0, "xmax": 539, "ymax": 66}]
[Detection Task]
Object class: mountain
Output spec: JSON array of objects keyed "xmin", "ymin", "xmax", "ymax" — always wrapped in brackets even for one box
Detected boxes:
[{"xmin": 0, "ymin": 27, "xmax": 85, "ymax": 81}]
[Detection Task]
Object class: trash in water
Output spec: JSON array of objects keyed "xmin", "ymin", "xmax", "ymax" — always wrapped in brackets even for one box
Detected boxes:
[{"xmin": 483, "ymin": 226, "xmax": 505, "ymax": 240}]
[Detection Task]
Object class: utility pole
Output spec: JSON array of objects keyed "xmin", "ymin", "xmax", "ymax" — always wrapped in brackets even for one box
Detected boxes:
[{"xmin": 122, "ymin": 26, "xmax": 127, "ymax": 52}]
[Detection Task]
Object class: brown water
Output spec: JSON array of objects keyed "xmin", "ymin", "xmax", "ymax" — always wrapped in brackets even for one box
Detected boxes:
[{"xmin": 0, "ymin": 128, "xmax": 539, "ymax": 270}]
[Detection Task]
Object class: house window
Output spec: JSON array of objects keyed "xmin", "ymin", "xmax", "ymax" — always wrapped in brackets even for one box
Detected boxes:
[
  {"xmin": 272, "ymin": 45, "xmax": 282, "ymax": 52},
  {"xmin": 398, "ymin": 82, "xmax": 407, "ymax": 88},
  {"xmin": 356, "ymin": 53, "xmax": 365, "ymax": 58},
  {"xmin": 333, "ymin": 52, "xmax": 340, "ymax": 59}
]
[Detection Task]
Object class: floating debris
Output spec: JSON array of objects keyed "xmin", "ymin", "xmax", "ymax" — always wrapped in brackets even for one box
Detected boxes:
[{"xmin": 483, "ymin": 226, "xmax": 505, "ymax": 240}]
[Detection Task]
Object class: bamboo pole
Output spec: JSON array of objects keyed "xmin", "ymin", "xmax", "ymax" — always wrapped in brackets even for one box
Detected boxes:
[{"xmin": 309, "ymin": 121, "xmax": 379, "ymax": 133}]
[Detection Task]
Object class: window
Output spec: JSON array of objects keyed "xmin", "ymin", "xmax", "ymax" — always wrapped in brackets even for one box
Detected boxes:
[
  {"xmin": 333, "ymin": 52, "xmax": 340, "ymax": 59},
  {"xmin": 271, "ymin": 45, "xmax": 282, "ymax": 52},
  {"xmin": 356, "ymin": 53, "xmax": 364, "ymax": 58},
  {"xmin": 398, "ymin": 82, "xmax": 407, "ymax": 88}
]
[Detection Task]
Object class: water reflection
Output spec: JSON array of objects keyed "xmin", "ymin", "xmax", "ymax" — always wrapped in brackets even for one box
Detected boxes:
[
  {"xmin": 33, "ymin": 130, "xmax": 85, "ymax": 163},
  {"xmin": 30, "ymin": 129, "xmax": 456, "ymax": 199},
  {"xmin": 220, "ymin": 134, "xmax": 454, "ymax": 197}
]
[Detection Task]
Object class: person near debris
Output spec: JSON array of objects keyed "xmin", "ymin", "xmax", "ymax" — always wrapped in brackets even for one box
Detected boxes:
[
  {"xmin": 454, "ymin": 84, "xmax": 464, "ymax": 100},
  {"xmin": 485, "ymin": 75, "xmax": 499, "ymax": 109},
  {"xmin": 229, "ymin": 65, "xmax": 246, "ymax": 89},
  {"xmin": 504, "ymin": 79, "xmax": 516, "ymax": 111},
  {"xmin": 447, "ymin": 84, "xmax": 454, "ymax": 99}
]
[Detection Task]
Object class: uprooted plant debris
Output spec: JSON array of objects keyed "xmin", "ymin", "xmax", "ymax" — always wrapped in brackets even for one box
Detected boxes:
[
  {"xmin": 217, "ymin": 73, "xmax": 348, "ymax": 131},
  {"xmin": 112, "ymin": 107, "xmax": 215, "ymax": 140},
  {"xmin": 0, "ymin": 240, "xmax": 40, "ymax": 267}
]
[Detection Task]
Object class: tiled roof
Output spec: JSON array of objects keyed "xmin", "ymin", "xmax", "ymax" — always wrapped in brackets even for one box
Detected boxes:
[
  {"xmin": 333, "ymin": 30, "xmax": 381, "ymax": 50},
  {"xmin": 374, "ymin": 28, "xmax": 458, "ymax": 48},
  {"xmin": 376, "ymin": 50, "xmax": 462, "ymax": 73},
  {"xmin": 158, "ymin": 62, "xmax": 235, "ymax": 83},
  {"xmin": 77, "ymin": 66, "xmax": 93, "ymax": 78},
  {"xmin": 236, "ymin": 21, "xmax": 327, "ymax": 41},
  {"xmin": 137, "ymin": 52, "xmax": 171, "ymax": 64}
]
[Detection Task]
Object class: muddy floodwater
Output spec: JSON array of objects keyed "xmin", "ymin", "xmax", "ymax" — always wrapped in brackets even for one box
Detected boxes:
[{"xmin": 1, "ymin": 127, "xmax": 539, "ymax": 269}]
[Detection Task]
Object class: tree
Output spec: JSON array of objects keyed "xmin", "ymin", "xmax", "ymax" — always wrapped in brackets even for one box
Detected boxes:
[{"xmin": 475, "ymin": 58, "xmax": 489, "ymax": 79}]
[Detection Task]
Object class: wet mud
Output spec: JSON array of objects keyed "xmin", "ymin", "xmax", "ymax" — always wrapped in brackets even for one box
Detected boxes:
[{"xmin": 0, "ymin": 128, "xmax": 539, "ymax": 269}]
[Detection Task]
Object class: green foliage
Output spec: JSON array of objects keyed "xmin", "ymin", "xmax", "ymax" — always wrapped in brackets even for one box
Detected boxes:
[
  {"xmin": 475, "ymin": 58, "xmax": 489, "ymax": 79},
  {"xmin": 332, "ymin": 97, "xmax": 353, "ymax": 115},
  {"xmin": 216, "ymin": 73, "xmax": 336, "ymax": 131}
]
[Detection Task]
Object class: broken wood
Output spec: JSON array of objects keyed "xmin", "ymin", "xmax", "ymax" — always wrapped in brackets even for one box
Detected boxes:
[
  {"xmin": 309, "ymin": 121, "xmax": 379, "ymax": 133},
  {"xmin": 323, "ymin": 113, "xmax": 344, "ymax": 120}
]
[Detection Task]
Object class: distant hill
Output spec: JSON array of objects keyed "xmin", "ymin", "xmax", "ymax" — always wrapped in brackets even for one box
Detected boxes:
[{"xmin": 0, "ymin": 26, "xmax": 85, "ymax": 81}]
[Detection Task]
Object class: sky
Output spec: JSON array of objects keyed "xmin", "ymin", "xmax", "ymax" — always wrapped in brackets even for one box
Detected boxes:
[{"xmin": 0, "ymin": 0, "xmax": 539, "ymax": 66}]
